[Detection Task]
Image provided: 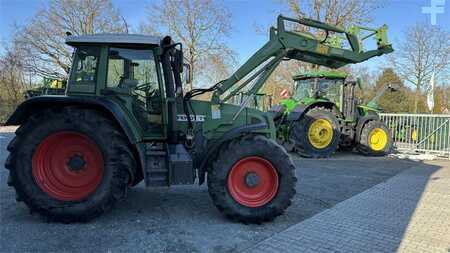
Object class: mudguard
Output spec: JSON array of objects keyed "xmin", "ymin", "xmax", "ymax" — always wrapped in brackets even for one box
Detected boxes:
[
  {"xmin": 286, "ymin": 104, "xmax": 308, "ymax": 121},
  {"xmin": 6, "ymin": 95, "xmax": 142, "ymax": 144},
  {"xmin": 355, "ymin": 114, "xmax": 379, "ymax": 142},
  {"xmin": 6, "ymin": 95, "xmax": 145, "ymax": 185},
  {"xmin": 286, "ymin": 101, "xmax": 336, "ymax": 121}
]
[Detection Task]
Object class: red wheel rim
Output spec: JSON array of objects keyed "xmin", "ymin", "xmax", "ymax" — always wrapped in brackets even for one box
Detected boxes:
[
  {"xmin": 227, "ymin": 156, "xmax": 279, "ymax": 207},
  {"xmin": 32, "ymin": 131, "xmax": 104, "ymax": 201}
]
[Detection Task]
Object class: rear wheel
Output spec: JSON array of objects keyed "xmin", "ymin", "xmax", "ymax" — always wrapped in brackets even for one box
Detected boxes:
[
  {"xmin": 208, "ymin": 135, "xmax": 297, "ymax": 223},
  {"xmin": 5, "ymin": 107, "xmax": 134, "ymax": 222},
  {"xmin": 357, "ymin": 120, "xmax": 393, "ymax": 156},
  {"xmin": 291, "ymin": 107, "xmax": 340, "ymax": 158}
]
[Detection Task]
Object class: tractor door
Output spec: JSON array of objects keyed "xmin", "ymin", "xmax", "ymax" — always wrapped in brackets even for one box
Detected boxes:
[
  {"xmin": 106, "ymin": 47, "xmax": 166, "ymax": 139},
  {"xmin": 341, "ymin": 81, "xmax": 357, "ymax": 121}
]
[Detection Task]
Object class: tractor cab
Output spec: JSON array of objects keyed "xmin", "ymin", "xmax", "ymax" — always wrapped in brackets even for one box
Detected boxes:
[
  {"xmin": 65, "ymin": 34, "xmax": 188, "ymax": 140},
  {"xmin": 292, "ymin": 70, "xmax": 347, "ymax": 106}
]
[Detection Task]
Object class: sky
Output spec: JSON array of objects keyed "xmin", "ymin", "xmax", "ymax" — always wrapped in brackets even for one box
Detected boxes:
[{"xmin": 1, "ymin": 0, "xmax": 450, "ymax": 72}]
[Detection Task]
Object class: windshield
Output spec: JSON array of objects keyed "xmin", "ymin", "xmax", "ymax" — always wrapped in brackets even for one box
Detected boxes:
[
  {"xmin": 293, "ymin": 78, "xmax": 343, "ymax": 102},
  {"xmin": 293, "ymin": 79, "xmax": 313, "ymax": 100}
]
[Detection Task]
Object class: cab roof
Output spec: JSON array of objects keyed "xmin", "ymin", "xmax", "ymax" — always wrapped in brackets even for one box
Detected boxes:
[
  {"xmin": 293, "ymin": 70, "xmax": 348, "ymax": 80},
  {"xmin": 65, "ymin": 34, "xmax": 162, "ymax": 46}
]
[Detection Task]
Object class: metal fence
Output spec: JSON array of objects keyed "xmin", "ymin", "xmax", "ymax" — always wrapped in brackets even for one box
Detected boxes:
[{"xmin": 379, "ymin": 113, "xmax": 450, "ymax": 159}]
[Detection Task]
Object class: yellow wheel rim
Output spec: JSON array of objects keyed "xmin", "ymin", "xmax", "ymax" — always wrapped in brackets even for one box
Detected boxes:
[
  {"xmin": 308, "ymin": 119, "xmax": 334, "ymax": 149},
  {"xmin": 411, "ymin": 129, "xmax": 418, "ymax": 142},
  {"xmin": 369, "ymin": 128, "xmax": 388, "ymax": 151}
]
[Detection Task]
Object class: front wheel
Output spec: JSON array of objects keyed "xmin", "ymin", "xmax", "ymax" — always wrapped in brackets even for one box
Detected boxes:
[
  {"xmin": 291, "ymin": 107, "xmax": 341, "ymax": 158},
  {"xmin": 207, "ymin": 135, "xmax": 297, "ymax": 223},
  {"xmin": 357, "ymin": 120, "xmax": 393, "ymax": 156}
]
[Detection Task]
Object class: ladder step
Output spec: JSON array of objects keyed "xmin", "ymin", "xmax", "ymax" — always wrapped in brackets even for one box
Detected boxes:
[
  {"xmin": 148, "ymin": 169, "xmax": 168, "ymax": 173},
  {"xmin": 146, "ymin": 151, "xmax": 167, "ymax": 156},
  {"xmin": 147, "ymin": 176, "xmax": 167, "ymax": 181}
]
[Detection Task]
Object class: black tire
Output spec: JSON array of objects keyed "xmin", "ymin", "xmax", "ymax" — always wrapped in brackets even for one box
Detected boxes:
[
  {"xmin": 357, "ymin": 120, "xmax": 393, "ymax": 156},
  {"xmin": 290, "ymin": 107, "xmax": 341, "ymax": 158},
  {"xmin": 5, "ymin": 107, "xmax": 134, "ymax": 222},
  {"xmin": 207, "ymin": 135, "xmax": 297, "ymax": 224}
]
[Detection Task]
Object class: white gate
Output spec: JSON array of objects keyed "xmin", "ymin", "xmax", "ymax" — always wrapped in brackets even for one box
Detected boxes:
[{"xmin": 379, "ymin": 113, "xmax": 450, "ymax": 159}]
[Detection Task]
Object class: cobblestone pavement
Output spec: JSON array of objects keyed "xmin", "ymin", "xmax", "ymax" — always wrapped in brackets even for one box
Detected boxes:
[{"xmin": 244, "ymin": 160, "xmax": 450, "ymax": 253}]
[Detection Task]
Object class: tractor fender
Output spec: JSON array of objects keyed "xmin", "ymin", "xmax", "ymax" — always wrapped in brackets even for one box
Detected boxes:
[
  {"xmin": 197, "ymin": 123, "xmax": 268, "ymax": 185},
  {"xmin": 5, "ymin": 96, "xmax": 144, "ymax": 185},
  {"xmin": 286, "ymin": 101, "xmax": 338, "ymax": 121},
  {"xmin": 6, "ymin": 96, "xmax": 141, "ymax": 144},
  {"xmin": 355, "ymin": 114, "xmax": 380, "ymax": 142}
]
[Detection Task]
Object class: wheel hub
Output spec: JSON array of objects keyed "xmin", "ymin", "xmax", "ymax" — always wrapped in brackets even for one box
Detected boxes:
[
  {"xmin": 308, "ymin": 119, "xmax": 333, "ymax": 149},
  {"xmin": 32, "ymin": 131, "xmax": 104, "ymax": 201},
  {"xmin": 244, "ymin": 172, "xmax": 260, "ymax": 188},
  {"xmin": 67, "ymin": 155, "xmax": 86, "ymax": 172},
  {"xmin": 227, "ymin": 156, "xmax": 279, "ymax": 207},
  {"xmin": 369, "ymin": 128, "xmax": 388, "ymax": 151}
]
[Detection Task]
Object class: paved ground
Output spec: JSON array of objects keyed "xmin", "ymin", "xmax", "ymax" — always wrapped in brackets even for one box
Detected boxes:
[
  {"xmin": 244, "ymin": 160, "xmax": 450, "ymax": 253},
  {"xmin": 0, "ymin": 129, "xmax": 448, "ymax": 252}
]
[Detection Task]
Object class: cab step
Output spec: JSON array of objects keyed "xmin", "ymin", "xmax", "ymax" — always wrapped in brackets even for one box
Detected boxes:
[{"xmin": 144, "ymin": 143, "xmax": 194, "ymax": 187}]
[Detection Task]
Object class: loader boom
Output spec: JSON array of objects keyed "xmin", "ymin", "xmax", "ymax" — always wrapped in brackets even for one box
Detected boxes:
[
  {"xmin": 212, "ymin": 15, "xmax": 393, "ymax": 104},
  {"xmin": 366, "ymin": 83, "xmax": 400, "ymax": 109}
]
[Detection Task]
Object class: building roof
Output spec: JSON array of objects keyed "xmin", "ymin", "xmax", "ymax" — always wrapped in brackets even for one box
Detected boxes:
[
  {"xmin": 65, "ymin": 34, "xmax": 162, "ymax": 46},
  {"xmin": 293, "ymin": 70, "xmax": 348, "ymax": 80}
]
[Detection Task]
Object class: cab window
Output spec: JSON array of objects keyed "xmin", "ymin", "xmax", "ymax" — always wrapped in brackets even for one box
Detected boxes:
[
  {"xmin": 106, "ymin": 47, "xmax": 159, "ymax": 90},
  {"xmin": 72, "ymin": 46, "xmax": 100, "ymax": 85},
  {"xmin": 106, "ymin": 47, "xmax": 163, "ymax": 136}
]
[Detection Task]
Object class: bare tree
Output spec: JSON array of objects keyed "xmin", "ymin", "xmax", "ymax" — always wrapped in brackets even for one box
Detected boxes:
[
  {"xmin": 390, "ymin": 23, "xmax": 450, "ymax": 112},
  {"xmin": 14, "ymin": 0, "xmax": 127, "ymax": 79},
  {"xmin": 143, "ymin": 0, "xmax": 236, "ymax": 90},
  {"xmin": 0, "ymin": 46, "xmax": 34, "ymax": 121},
  {"xmin": 285, "ymin": 0, "xmax": 380, "ymax": 27}
]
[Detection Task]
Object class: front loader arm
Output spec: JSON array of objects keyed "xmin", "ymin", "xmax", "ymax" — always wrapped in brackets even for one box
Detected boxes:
[
  {"xmin": 212, "ymin": 15, "xmax": 394, "ymax": 104},
  {"xmin": 366, "ymin": 83, "xmax": 400, "ymax": 108}
]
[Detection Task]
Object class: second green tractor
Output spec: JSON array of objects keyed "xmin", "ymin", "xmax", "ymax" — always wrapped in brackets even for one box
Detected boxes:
[{"xmin": 272, "ymin": 70, "xmax": 398, "ymax": 158}]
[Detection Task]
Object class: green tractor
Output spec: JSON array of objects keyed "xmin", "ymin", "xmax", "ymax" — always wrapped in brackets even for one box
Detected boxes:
[
  {"xmin": 274, "ymin": 70, "xmax": 398, "ymax": 157},
  {"xmin": 24, "ymin": 77, "xmax": 67, "ymax": 99},
  {"xmin": 4, "ymin": 16, "xmax": 392, "ymax": 223}
]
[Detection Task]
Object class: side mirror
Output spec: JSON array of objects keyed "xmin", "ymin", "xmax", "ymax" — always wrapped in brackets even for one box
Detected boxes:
[
  {"xmin": 174, "ymin": 49, "xmax": 183, "ymax": 73},
  {"xmin": 183, "ymin": 63, "xmax": 192, "ymax": 85}
]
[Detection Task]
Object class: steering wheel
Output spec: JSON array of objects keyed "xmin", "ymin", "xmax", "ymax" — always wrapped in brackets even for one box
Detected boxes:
[
  {"xmin": 134, "ymin": 82, "xmax": 159, "ymax": 97},
  {"xmin": 135, "ymin": 82, "xmax": 153, "ymax": 91}
]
